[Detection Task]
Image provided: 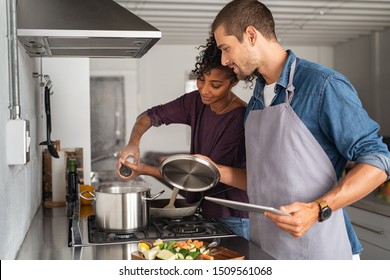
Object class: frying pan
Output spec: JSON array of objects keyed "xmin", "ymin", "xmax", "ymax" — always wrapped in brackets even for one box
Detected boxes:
[{"xmin": 150, "ymin": 198, "xmax": 199, "ymax": 218}]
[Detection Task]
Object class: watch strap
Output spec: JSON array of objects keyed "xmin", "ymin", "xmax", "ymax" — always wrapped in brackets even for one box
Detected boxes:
[
  {"xmin": 315, "ymin": 199, "xmax": 331, "ymax": 222},
  {"xmin": 315, "ymin": 199, "xmax": 328, "ymax": 210}
]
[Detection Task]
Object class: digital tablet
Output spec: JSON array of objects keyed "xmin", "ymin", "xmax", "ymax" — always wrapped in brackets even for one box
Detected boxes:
[{"xmin": 204, "ymin": 196, "xmax": 291, "ymax": 216}]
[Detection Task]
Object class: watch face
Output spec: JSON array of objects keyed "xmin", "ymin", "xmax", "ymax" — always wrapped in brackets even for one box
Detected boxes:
[{"xmin": 321, "ymin": 207, "xmax": 332, "ymax": 221}]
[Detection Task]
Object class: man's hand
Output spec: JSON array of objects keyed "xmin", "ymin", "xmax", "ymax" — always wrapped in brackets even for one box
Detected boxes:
[{"xmin": 264, "ymin": 201, "xmax": 319, "ymax": 238}]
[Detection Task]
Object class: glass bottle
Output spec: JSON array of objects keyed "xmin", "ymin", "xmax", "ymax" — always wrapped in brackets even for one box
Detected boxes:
[{"xmin": 66, "ymin": 159, "xmax": 79, "ymax": 217}]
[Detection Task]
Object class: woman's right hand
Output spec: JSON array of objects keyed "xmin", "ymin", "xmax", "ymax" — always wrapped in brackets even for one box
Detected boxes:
[
  {"xmin": 116, "ymin": 143, "xmax": 141, "ymax": 180},
  {"xmin": 117, "ymin": 159, "xmax": 161, "ymax": 181}
]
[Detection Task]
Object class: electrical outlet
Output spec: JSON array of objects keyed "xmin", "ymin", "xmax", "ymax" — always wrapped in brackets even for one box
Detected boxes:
[{"xmin": 7, "ymin": 119, "xmax": 31, "ymax": 165}]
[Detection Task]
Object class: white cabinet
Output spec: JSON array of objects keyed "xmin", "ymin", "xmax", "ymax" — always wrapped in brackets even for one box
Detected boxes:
[{"xmin": 346, "ymin": 206, "xmax": 390, "ymax": 260}]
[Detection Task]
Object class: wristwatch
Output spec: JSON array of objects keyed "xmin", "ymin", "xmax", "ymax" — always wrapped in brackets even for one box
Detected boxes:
[{"xmin": 315, "ymin": 199, "xmax": 332, "ymax": 222}]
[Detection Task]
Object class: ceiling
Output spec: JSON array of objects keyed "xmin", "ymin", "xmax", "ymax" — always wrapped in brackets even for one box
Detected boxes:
[{"xmin": 115, "ymin": 0, "xmax": 390, "ymax": 47}]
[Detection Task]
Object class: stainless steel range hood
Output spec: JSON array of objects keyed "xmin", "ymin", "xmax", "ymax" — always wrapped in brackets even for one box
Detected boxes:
[{"xmin": 17, "ymin": 0, "xmax": 161, "ymax": 58}]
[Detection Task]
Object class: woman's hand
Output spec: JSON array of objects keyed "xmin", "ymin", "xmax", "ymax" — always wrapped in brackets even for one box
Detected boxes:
[
  {"xmin": 117, "ymin": 159, "xmax": 163, "ymax": 181},
  {"xmin": 116, "ymin": 143, "xmax": 141, "ymax": 179}
]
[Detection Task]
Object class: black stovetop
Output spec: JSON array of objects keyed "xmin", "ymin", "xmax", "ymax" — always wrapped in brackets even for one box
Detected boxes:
[{"xmin": 87, "ymin": 215, "xmax": 236, "ymax": 244}]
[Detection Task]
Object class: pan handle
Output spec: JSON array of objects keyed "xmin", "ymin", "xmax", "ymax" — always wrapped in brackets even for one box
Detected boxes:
[
  {"xmin": 144, "ymin": 190, "xmax": 165, "ymax": 201},
  {"xmin": 79, "ymin": 190, "xmax": 95, "ymax": 201}
]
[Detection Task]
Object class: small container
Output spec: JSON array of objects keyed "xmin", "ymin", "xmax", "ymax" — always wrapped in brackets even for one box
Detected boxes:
[{"xmin": 119, "ymin": 156, "xmax": 134, "ymax": 177}]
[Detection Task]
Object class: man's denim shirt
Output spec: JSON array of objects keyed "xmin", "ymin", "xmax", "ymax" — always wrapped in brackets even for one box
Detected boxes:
[
  {"xmin": 245, "ymin": 50, "xmax": 390, "ymax": 254},
  {"xmin": 245, "ymin": 50, "xmax": 390, "ymax": 179}
]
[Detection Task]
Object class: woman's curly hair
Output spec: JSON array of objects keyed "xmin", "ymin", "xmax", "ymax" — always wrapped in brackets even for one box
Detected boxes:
[
  {"xmin": 192, "ymin": 34, "xmax": 238, "ymax": 84},
  {"xmin": 192, "ymin": 34, "xmax": 254, "ymax": 87}
]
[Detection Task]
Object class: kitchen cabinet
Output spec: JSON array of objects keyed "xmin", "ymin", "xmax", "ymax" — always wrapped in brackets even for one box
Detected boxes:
[{"xmin": 346, "ymin": 205, "xmax": 390, "ymax": 260}]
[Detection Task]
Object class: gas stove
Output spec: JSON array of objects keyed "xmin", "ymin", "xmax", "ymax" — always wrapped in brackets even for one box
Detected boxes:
[
  {"xmin": 69, "ymin": 201, "xmax": 236, "ymax": 247},
  {"xmin": 85, "ymin": 214, "xmax": 236, "ymax": 245}
]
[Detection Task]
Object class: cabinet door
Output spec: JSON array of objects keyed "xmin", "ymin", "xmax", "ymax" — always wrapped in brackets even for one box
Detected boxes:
[
  {"xmin": 359, "ymin": 240, "xmax": 390, "ymax": 260},
  {"xmin": 346, "ymin": 206, "xmax": 390, "ymax": 259}
]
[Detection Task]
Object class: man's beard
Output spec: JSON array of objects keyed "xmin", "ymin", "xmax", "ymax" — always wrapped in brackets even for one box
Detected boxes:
[{"xmin": 237, "ymin": 69, "xmax": 258, "ymax": 82}]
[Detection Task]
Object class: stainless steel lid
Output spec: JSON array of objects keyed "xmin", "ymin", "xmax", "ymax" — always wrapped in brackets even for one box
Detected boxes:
[{"xmin": 160, "ymin": 154, "xmax": 220, "ymax": 192}]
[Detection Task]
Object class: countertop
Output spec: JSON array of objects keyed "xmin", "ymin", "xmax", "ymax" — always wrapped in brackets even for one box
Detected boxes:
[{"xmin": 16, "ymin": 206, "xmax": 273, "ymax": 260}]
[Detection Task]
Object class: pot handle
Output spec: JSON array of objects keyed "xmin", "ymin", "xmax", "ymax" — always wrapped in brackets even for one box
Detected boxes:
[
  {"xmin": 79, "ymin": 190, "xmax": 95, "ymax": 201},
  {"xmin": 144, "ymin": 190, "xmax": 165, "ymax": 201}
]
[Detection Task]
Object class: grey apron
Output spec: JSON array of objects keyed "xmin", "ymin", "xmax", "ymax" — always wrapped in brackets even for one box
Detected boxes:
[{"xmin": 245, "ymin": 60, "xmax": 352, "ymax": 260}]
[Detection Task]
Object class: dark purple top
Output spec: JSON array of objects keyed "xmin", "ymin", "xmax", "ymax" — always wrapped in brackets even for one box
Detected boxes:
[{"xmin": 147, "ymin": 90, "xmax": 249, "ymax": 219}]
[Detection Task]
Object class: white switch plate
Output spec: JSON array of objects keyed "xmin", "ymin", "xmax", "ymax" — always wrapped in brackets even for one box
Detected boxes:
[{"xmin": 7, "ymin": 119, "xmax": 31, "ymax": 165}]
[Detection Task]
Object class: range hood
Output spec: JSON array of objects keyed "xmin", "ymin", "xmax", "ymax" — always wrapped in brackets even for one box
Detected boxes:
[{"xmin": 17, "ymin": 0, "xmax": 161, "ymax": 58}]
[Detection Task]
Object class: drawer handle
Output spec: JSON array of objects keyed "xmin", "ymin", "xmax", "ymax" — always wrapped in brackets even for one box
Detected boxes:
[{"xmin": 351, "ymin": 221, "xmax": 384, "ymax": 235}]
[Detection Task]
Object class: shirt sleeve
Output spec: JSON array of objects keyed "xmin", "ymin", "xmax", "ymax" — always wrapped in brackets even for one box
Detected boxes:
[
  {"xmin": 147, "ymin": 91, "xmax": 198, "ymax": 127},
  {"xmin": 319, "ymin": 75, "xmax": 390, "ymax": 177}
]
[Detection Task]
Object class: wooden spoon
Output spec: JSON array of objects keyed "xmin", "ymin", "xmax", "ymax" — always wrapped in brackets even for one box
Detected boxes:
[{"xmin": 165, "ymin": 187, "xmax": 179, "ymax": 208}]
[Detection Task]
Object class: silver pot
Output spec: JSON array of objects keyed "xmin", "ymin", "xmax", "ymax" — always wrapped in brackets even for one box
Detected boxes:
[{"xmin": 80, "ymin": 182, "xmax": 163, "ymax": 233}]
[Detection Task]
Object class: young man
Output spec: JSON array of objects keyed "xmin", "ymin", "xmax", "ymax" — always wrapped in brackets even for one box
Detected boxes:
[{"xmin": 209, "ymin": 0, "xmax": 390, "ymax": 259}]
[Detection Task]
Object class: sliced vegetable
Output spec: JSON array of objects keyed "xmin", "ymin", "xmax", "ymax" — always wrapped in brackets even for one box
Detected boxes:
[
  {"xmin": 179, "ymin": 248, "xmax": 189, "ymax": 257},
  {"xmin": 201, "ymin": 249, "xmax": 210, "ymax": 255},
  {"xmin": 175, "ymin": 252, "xmax": 185, "ymax": 260},
  {"xmin": 137, "ymin": 239, "xmax": 211, "ymax": 260},
  {"xmin": 143, "ymin": 248, "xmax": 159, "ymax": 260},
  {"xmin": 199, "ymin": 246, "xmax": 207, "ymax": 254},
  {"xmin": 189, "ymin": 251, "xmax": 200, "ymax": 259},
  {"xmin": 166, "ymin": 240, "xmax": 176, "ymax": 251},
  {"xmin": 153, "ymin": 239, "xmax": 164, "ymax": 246},
  {"xmin": 156, "ymin": 249, "xmax": 176, "ymax": 260},
  {"xmin": 137, "ymin": 242, "xmax": 150, "ymax": 253}
]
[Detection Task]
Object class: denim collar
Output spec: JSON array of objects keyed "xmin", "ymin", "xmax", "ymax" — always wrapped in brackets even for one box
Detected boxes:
[{"xmin": 253, "ymin": 50, "xmax": 297, "ymax": 102}]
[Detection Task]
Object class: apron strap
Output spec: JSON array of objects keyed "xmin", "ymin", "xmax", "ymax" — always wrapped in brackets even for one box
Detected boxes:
[{"xmin": 285, "ymin": 59, "xmax": 297, "ymax": 104}]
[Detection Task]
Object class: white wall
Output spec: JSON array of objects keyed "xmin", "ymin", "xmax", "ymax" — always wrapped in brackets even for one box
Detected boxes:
[
  {"xmin": 42, "ymin": 58, "xmax": 91, "ymax": 184},
  {"xmin": 0, "ymin": 0, "xmax": 41, "ymax": 259},
  {"xmin": 0, "ymin": 2, "xmax": 91, "ymax": 257}
]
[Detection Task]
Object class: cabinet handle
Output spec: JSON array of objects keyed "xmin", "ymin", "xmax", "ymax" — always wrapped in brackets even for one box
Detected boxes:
[{"xmin": 351, "ymin": 221, "xmax": 384, "ymax": 235}]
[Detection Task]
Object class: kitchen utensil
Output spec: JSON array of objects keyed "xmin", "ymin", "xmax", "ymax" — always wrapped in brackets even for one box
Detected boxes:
[
  {"xmin": 119, "ymin": 156, "xmax": 134, "ymax": 177},
  {"xmin": 80, "ymin": 182, "xmax": 164, "ymax": 232},
  {"xmin": 204, "ymin": 196, "xmax": 291, "ymax": 216},
  {"xmin": 39, "ymin": 86, "xmax": 59, "ymax": 158},
  {"xmin": 160, "ymin": 154, "xmax": 220, "ymax": 192},
  {"xmin": 207, "ymin": 238, "xmax": 220, "ymax": 249},
  {"xmin": 150, "ymin": 199, "xmax": 199, "ymax": 218},
  {"xmin": 165, "ymin": 187, "xmax": 179, "ymax": 208}
]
